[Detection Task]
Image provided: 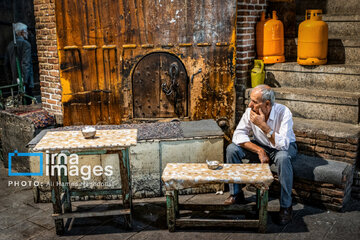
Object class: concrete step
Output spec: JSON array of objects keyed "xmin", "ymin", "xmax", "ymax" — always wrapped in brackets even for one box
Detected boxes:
[
  {"xmin": 285, "ymin": 38, "xmax": 360, "ymax": 64},
  {"xmin": 245, "ymin": 87, "xmax": 360, "ymax": 124},
  {"xmin": 296, "ymin": 0, "xmax": 360, "ymax": 16},
  {"xmin": 295, "ymin": 15, "xmax": 360, "ymax": 40},
  {"xmin": 264, "ymin": 63, "xmax": 360, "ymax": 92},
  {"xmin": 292, "ymin": 117, "xmax": 359, "ymax": 165}
]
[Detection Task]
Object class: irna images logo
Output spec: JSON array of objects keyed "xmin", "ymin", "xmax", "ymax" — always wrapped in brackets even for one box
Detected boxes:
[
  {"xmin": 8, "ymin": 150, "xmax": 113, "ymax": 180},
  {"xmin": 8, "ymin": 150, "xmax": 43, "ymax": 176}
]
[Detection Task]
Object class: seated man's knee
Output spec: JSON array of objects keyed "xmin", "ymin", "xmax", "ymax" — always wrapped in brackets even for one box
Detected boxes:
[
  {"xmin": 226, "ymin": 143, "xmax": 238, "ymax": 156},
  {"xmin": 226, "ymin": 143, "xmax": 245, "ymax": 163},
  {"xmin": 275, "ymin": 151, "xmax": 292, "ymax": 166}
]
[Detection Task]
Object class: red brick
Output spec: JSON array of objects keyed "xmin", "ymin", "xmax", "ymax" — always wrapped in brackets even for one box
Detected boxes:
[
  {"xmin": 46, "ymin": 99, "xmax": 58, "ymax": 105},
  {"xmin": 49, "ymin": 71, "xmax": 59, "ymax": 77},
  {"xmin": 42, "ymin": 93, "xmax": 50, "ymax": 99},
  {"xmin": 328, "ymin": 136, "xmax": 347, "ymax": 143},
  {"xmin": 347, "ymin": 138, "xmax": 359, "ymax": 144},
  {"xmin": 334, "ymin": 142, "xmax": 357, "ymax": 151},
  {"xmin": 320, "ymin": 188, "xmax": 344, "ymax": 197},
  {"xmin": 42, "ymin": 103, "xmax": 51, "ymax": 109},
  {"xmin": 51, "ymin": 105, "xmax": 62, "ymax": 111},
  {"xmin": 345, "ymin": 151, "xmax": 357, "ymax": 158},
  {"xmin": 315, "ymin": 146, "xmax": 329, "ymax": 153},
  {"xmin": 331, "ymin": 149, "xmax": 346, "ymax": 157},
  {"xmin": 237, "ymin": 11, "xmax": 250, "ymax": 16},
  {"xmin": 316, "ymin": 140, "xmax": 333, "ymax": 148},
  {"xmin": 237, "ymin": 16, "xmax": 247, "ymax": 21},
  {"xmin": 316, "ymin": 133, "xmax": 328, "ymax": 140},
  {"xmin": 296, "ymin": 136, "xmax": 316, "ymax": 145},
  {"xmin": 51, "ymin": 94, "xmax": 61, "ymax": 100}
]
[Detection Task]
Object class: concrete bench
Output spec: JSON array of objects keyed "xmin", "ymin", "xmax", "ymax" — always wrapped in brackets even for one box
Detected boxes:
[{"xmin": 269, "ymin": 154, "xmax": 354, "ymax": 211}]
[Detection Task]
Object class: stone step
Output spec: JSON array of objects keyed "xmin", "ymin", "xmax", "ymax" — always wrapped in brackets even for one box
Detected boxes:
[
  {"xmin": 264, "ymin": 63, "xmax": 360, "ymax": 92},
  {"xmin": 245, "ymin": 87, "xmax": 360, "ymax": 124},
  {"xmin": 296, "ymin": 0, "xmax": 360, "ymax": 16},
  {"xmin": 285, "ymin": 38, "xmax": 360, "ymax": 64},
  {"xmin": 292, "ymin": 117, "xmax": 359, "ymax": 165}
]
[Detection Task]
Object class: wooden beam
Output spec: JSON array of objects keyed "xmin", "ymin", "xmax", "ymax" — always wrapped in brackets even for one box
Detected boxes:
[
  {"xmin": 52, "ymin": 208, "xmax": 130, "ymax": 220},
  {"xmin": 70, "ymin": 188, "xmax": 122, "ymax": 197},
  {"xmin": 179, "ymin": 203, "xmax": 256, "ymax": 212},
  {"xmin": 175, "ymin": 219, "xmax": 259, "ymax": 228}
]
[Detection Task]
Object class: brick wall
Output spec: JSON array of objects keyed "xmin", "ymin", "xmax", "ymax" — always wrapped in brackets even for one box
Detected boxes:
[
  {"xmin": 235, "ymin": 0, "xmax": 267, "ymax": 123},
  {"xmin": 271, "ymin": 175, "xmax": 353, "ymax": 211},
  {"xmin": 33, "ymin": 0, "xmax": 62, "ymax": 121},
  {"xmin": 294, "ymin": 129, "xmax": 359, "ymax": 165}
]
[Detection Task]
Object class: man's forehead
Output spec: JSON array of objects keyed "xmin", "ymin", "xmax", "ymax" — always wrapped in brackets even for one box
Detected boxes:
[{"xmin": 250, "ymin": 89, "xmax": 262, "ymax": 100}]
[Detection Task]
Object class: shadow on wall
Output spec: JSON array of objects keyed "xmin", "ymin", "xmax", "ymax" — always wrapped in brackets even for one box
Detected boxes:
[
  {"xmin": 328, "ymin": 39, "xmax": 346, "ymax": 64},
  {"xmin": 296, "ymin": 0, "xmax": 328, "ymax": 15},
  {"xmin": 265, "ymin": 72, "xmax": 281, "ymax": 88}
]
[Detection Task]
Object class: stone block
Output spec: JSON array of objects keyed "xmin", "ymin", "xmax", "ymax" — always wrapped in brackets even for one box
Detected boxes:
[
  {"xmin": 265, "ymin": 63, "xmax": 360, "ymax": 92},
  {"xmin": 0, "ymin": 106, "xmax": 55, "ymax": 172}
]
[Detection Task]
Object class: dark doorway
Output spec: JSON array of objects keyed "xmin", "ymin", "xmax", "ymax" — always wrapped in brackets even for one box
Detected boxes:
[
  {"xmin": 0, "ymin": 0, "xmax": 39, "ymax": 96},
  {"xmin": 132, "ymin": 52, "xmax": 188, "ymax": 119}
]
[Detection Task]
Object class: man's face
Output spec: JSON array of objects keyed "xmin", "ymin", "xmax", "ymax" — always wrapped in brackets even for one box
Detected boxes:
[
  {"xmin": 21, "ymin": 30, "xmax": 28, "ymax": 39},
  {"xmin": 248, "ymin": 89, "xmax": 271, "ymax": 115}
]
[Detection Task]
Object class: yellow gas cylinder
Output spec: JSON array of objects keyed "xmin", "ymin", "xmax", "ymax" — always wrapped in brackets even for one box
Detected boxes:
[
  {"xmin": 297, "ymin": 9, "xmax": 328, "ymax": 65},
  {"xmin": 251, "ymin": 60, "xmax": 265, "ymax": 88},
  {"xmin": 256, "ymin": 11, "xmax": 285, "ymax": 64}
]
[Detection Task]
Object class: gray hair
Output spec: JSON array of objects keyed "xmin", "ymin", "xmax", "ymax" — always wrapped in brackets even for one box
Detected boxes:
[
  {"xmin": 14, "ymin": 22, "xmax": 27, "ymax": 35},
  {"xmin": 253, "ymin": 84, "xmax": 275, "ymax": 106}
]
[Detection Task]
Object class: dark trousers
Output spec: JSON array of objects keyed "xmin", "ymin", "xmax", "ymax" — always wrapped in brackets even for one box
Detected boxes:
[{"xmin": 226, "ymin": 141, "xmax": 297, "ymax": 208}]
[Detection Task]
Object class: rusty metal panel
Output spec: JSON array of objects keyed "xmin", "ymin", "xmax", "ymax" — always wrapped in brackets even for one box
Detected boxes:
[{"xmin": 55, "ymin": 0, "xmax": 236, "ymax": 127}]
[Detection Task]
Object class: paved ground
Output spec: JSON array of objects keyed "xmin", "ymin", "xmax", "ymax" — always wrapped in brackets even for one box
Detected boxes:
[{"xmin": 1, "ymin": 161, "xmax": 360, "ymax": 240}]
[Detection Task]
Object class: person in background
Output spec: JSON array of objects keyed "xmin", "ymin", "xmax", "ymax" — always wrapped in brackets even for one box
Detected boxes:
[
  {"xmin": 4, "ymin": 22, "xmax": 34, "ymax": 101},
  {"xmin": 225, "ymin": 84, "xmax": 297, "ymax": 225}
]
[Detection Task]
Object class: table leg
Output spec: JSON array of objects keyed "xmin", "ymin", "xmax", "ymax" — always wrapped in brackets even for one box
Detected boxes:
[
  {"xmin": 166, "ymin": 190, "xmax": 176, "ymax": 232},
  {"xmin": 174, "ymin": 190, "xmax": 179, "ymax": 218},
  {"xmin": 50, "ymin": 157, "xmax": 64, "ymax": 235},
  {"xmin": 258, "ymin": 188, "xmax": 268, "ymax": 233},
  {"xmin": 60, "ymin": 156, "xmax": 71, "ymax": 213},
  {"xmin": 118, "ymin": 148, "xmax": 132, "ymax": 229}
]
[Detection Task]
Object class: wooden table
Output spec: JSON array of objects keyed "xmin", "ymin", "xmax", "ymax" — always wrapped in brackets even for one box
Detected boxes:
[
  {"xmin": 161, "ymin": 163, "xmax": 274, "ymax": 233},
  {"xmin": 33, "ymin": 129, "xmax": 137, "ymax": 235}
]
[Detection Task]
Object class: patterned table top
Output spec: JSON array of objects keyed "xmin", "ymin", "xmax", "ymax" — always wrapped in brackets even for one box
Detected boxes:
[
  {"xmin": 33, "ymin": 129, "xmax": 137, "ymax": 152},
  {"xmin": 162, "ymin": 163, "xmax": 274, "ymax": 190}
]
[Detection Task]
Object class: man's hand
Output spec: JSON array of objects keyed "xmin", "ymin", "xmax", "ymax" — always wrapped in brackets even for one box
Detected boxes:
[
  {"xmin": 250, "ymin": 109, "xmax": 266, "ymax": 127},
  {"xmin": 258, "ymin": 149, "xmax": 270, "ymax": 164}
]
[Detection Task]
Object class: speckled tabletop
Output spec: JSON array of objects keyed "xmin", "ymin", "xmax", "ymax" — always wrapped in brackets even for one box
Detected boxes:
[
  {"xmin": 162, "ymin": 163, "xmax": 274, "ymax": 191},
  {"xmin": 33, "ymin": 129, "xmax": 137, "ymax": 152}
]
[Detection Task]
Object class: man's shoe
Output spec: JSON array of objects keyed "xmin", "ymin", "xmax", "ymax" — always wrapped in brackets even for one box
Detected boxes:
[
  {"xmin": 224, "ymin": 192, "xmax": 247, "ymax": 205},
  {"xmin": 279, "ymin": 206, "xmax": 293, "ymax": 225}
]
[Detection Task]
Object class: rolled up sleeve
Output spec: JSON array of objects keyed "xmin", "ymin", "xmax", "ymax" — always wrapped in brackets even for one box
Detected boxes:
[
  {"xmin": 269, "ymin": 109, "xmax": 294, "ymax": 151},
  {"xmin": 232, "ymin": 108, "xmax": 252, "ymax": 145}
]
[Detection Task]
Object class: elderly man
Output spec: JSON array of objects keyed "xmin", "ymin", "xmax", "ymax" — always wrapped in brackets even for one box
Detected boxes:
[
  {"xmin": 225, "ymin": 84, "xmax": 297, "ymax": 225},
  {"xmin": 4, "ymin": 22, "xmax": 34, "ymax": 100}
]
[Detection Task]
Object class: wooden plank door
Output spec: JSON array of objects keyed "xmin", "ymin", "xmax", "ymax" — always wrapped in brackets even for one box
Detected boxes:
[{"xmin": 132, "ymin": 52, "xmax": 188, "ymax": 118}]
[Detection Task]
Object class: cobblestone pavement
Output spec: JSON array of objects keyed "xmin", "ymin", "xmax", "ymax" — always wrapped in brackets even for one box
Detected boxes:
[{"xmin": 1, "ymin": 161, "xmax": 359, "ymax": 240}]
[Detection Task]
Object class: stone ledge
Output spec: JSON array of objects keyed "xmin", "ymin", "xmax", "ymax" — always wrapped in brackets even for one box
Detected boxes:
[
  {"xmin": 270, "ymin": 154, "xmax": 353, "ymax": 186},
  {"xmin": 270, "ymin": 154, "xmax": 354, "ymax": 211}
]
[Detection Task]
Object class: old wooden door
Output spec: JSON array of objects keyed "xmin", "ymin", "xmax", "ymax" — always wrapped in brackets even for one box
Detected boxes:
[{"xmin": 132, "ymin": 52, "xmax": 188, "ymax": 118}]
